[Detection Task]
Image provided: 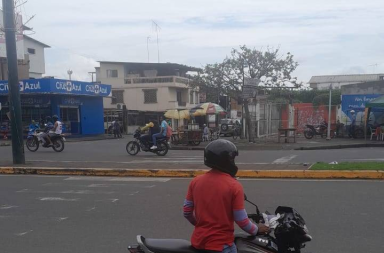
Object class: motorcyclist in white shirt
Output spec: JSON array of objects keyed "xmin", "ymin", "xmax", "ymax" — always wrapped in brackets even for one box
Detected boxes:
[{"xmin": 47, "ymin": 115, "xmax": 62, "ymax": 146}]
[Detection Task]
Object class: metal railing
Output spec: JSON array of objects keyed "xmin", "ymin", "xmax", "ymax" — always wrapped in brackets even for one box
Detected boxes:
[{"xmin": 124, "ymin": 76, "xmax": 190, "ymax": 85}]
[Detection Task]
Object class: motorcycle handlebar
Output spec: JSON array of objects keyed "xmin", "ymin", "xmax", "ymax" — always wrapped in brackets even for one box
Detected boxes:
[{"xmin": 248, "ymin": 213, "xmax": 264, "ymax": 223}]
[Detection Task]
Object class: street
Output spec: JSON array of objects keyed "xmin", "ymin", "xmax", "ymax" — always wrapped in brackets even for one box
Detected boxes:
[
  {"xmin": 0, "ymin": 175, "xmax": 383, "ymax": 253},
  {"xmin": 1, "ymin": 139, "xmax": 384, "ymax": 168}
]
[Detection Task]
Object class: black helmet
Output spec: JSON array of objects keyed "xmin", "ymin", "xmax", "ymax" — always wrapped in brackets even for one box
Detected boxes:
[
  {"xmin": 204, "ymin": 139, "xmax": 239, "ymax": 177},
  {"xmin": 52, "ymin": 115, "xmax": 59, "ymax": 121}
]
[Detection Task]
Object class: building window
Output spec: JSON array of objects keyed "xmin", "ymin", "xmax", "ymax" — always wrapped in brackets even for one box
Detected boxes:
[
  {"xmin": 111, "ymin": 90, "xmax": 124, "ymax": 104},
  {"xmin": 143, "ymin": 89, "xmax": 157, "ymax": 103},
  {"xmin": 107, "ymin": 69, "xmax": 118, "ymax": 78},
  {"xmin": 27, "ymin": 48, "xmax": 35, "ymax": 54},
  {"xmin": 190, "ymin": 91, "xmax": 194, "ymax": 104}
]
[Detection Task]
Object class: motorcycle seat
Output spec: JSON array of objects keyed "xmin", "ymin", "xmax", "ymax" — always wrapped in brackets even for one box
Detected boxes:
[{"xmin": 143, "ymin": 238, "xmax": 198, "ymax": 253}]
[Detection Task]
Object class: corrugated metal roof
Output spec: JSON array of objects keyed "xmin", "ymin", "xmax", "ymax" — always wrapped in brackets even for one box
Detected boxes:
[{"xmin": 309, "ymin": 74, "xmax": 384, "ymax": 84}]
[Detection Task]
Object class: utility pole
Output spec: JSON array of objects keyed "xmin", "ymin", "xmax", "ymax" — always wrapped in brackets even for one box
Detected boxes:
[
  {"xmin": 3, "ymin": 0, "xmax": 25, "ymax": 164},
  {"xmin": 88, "ymin": 71, "xmax": 96, "ymax": 82},
  {"xmin": 326, "ymin": 83, "xmax": 332, "ymax": 140}
]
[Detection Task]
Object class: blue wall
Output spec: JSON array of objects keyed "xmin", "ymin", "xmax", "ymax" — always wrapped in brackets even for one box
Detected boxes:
[{"xmin": 79, "ymin": 97, "xmax": 104, "ymax": 135}]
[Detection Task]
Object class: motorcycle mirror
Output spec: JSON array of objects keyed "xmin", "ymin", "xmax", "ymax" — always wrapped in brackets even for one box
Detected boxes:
[
  {"xmin": 244, "ymin": 194, "xmax": 247, "ymax": 201},
  {"xmin": 244, "ymin": 194, "xmax": 261, "ymax": 217}
]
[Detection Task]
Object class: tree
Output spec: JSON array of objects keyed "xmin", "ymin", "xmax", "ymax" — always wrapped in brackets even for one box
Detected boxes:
[{"xmin": 191, "ymin": 45, "xmax": 299, "ymax": 141}]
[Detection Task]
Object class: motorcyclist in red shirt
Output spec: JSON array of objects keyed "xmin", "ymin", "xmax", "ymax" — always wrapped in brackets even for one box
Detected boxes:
[{"xmin": 183, "ymin": 139, "xmax": 269, "ymax": 253}]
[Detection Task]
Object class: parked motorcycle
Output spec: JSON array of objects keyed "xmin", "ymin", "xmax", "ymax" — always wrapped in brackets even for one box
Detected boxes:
[
  {"xmin": 127, "ymin": 195, "xmax": 312, "ymax": 253},
  {"xmin": 26, "ymin": 129, "xmax": 66, "ymax": 152},
  {"xmin": 304, "ymin": 121, "xmax": 334, "ymax": 139},
  {"xmin": 126, "ymin": 129, "xmax": 169, "ymax": 156}
]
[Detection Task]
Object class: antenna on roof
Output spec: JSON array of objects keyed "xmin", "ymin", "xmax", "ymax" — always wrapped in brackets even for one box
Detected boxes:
[
  {"xmin": 152, "ymin": 20, "xmax": 161, "ymax": 63},
  {"xmin": 147, "ymin": 36, "xmax": 151, "ymax": 63},
  {"xmin": 368, "ymin": 63, "xmax": 379, "ymax": 74}
]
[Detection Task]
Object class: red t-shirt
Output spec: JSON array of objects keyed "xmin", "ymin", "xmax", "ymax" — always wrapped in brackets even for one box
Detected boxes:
[{"xmin": 185, "ymin": 170, "xmax": 244, "ymax": 251}]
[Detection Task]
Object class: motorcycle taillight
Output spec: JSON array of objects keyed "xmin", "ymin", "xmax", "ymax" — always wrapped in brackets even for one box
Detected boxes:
[{"xmin": 127, "ymin": 245, "xmax": 142, "ymax": 253}]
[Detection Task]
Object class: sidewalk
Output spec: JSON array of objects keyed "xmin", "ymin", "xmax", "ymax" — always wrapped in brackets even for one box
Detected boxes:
[{"xmin": 170, "ymin": 136, "xmax": 384, "ymax": 151}]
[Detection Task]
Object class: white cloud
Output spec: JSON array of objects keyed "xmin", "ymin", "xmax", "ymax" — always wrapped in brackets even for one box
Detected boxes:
[{"xmin": 6, "ymin": 0, "xmax": 384, "ymax": 82}]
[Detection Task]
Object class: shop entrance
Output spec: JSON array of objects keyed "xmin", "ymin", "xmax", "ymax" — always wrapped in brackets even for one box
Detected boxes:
[{"xmin": 60, "ymin": 106, "xmax": 80, "ymax": 134}]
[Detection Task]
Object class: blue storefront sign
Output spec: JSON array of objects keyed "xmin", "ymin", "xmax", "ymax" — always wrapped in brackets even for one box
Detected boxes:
[
  {"xmin": 0, "ymin": 79, "xmax": 111, "ymax": 97},
  {"xmin": 341, "ymin": 94, "xmax": 381, "ymax": 114}
]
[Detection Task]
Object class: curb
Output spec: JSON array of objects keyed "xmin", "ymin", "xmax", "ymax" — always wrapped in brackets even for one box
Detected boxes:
[
  {"xmin": 0, "ymin": 167, "xmax": 383, "ymax": 179},
  {"xmin": 295, "ymin": 143, "xmax": 384, "ymax": 150}
]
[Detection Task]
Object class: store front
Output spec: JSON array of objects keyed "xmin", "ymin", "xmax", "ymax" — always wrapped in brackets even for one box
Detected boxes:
[{"xmin": 0, "ymin": 78, "xmax": 111, "ymax": 136}]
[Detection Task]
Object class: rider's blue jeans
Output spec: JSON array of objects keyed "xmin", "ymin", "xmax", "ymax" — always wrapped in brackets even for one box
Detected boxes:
[
  {"xmin": 152, "ymin": 133, "xmax": 163, "ymax": 146},
  {"xmin": 221, "ymin": 244, "xmax": 237, "ymax": 253}
]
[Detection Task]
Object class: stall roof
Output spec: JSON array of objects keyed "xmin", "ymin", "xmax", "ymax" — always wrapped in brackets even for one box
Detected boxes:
[{"xmin": 366, "ymin": 96, "xmax": 384, "ymax": 108}]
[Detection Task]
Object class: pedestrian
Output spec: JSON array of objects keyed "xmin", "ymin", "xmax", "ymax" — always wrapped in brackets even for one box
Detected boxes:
[
  {"xmin": 349, "ymin": 110, "xmax": 356, "ymax": 138},
  {"xmin": 114, "ymin": 121, "xmax": 122, "ymax": 138},
  {"xmin": 203, "ymin": 124, "xmax": 209, "ymax": 141},
  {"xmin": 183, "ymin": 139, "xmax": 269, "ymax": 253}
]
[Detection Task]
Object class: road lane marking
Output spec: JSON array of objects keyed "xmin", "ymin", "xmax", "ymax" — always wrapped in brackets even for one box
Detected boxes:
[
  {"xmin": 16, "ymin": 189, "xmax": 29, "ymax": 193},
  {"xmin": 15, "ymin": 230, "xmax": 33, "ymax": 236},
  {"xmin": 58, "ymin": 217, "xmax": 68, "ymax": 222},
  {"xmin": 110, "ymin": 199, "xmax": 119, "ymax": 203},
  {"xmin": 272, "ymin": 155, "xmax": 297, "ymax": 164},
  {"xmin": 86, "ymin": 207, "xmax": 96, "ymax": 211},
  {"xmin": 38, "ymin": 197, "xmax": 79, "ymax": 201},
  {"xmin": 60, "ymin": 190, "xmax": 115, "ymax": 195},
  {"xmin": 64, "ymin": 177, "xmax": 170, "ymax": 182},
  {"xmin": 0, "ymin": 205, "xmax": 18, "ymax": 210}
]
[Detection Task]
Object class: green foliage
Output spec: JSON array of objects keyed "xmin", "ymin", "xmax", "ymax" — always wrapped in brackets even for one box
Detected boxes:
[
  {"xmin": 311, "ymin": 162, "xmax": 384, "ymax": 170},
  {"xmin": 312, "ymin": 89, "xmax": 341, "ymax": 106}
]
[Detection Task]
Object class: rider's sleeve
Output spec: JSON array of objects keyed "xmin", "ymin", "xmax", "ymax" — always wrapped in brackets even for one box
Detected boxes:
[
  {"xmin": 183, "ymin": 181, "xmax": 196, "ymax": 225},
  {"xmin": 232, "ymin": 182, "xmax": 258, "ymax": 236},
  {"xmin": 233, "ymin": 209, "xmax": 258, "ymax": 235}
]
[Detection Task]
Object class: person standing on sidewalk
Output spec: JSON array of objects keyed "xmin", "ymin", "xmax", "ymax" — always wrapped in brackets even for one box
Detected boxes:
[
  {"xmin": 349, "ymin": 110, "xmax": 356, "ymax": 138},
  {"xmin": 183, "ymin": 139, "xmax": 270, "ymax": 253}
]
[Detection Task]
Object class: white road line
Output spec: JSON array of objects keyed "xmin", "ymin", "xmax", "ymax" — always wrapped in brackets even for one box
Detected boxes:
[
  {"xmin": 58, "ymin": 217, "xmax": 68, "ymax": 222},
  {"xmin": 0, "ymin": 205, "xmax": 18, "ymax": 210},
  {"xmin": 38, "ymin": 197, "xmax": 79, "ymax": 201},
  {"xmin": 16, "ymin": 189, "xmax": 29, "ymax": 193},
  {"xmin": 64, "ymin": 177, "xmax": 170, "ymax": 182},
  {"xmin": 110, "ymin": 199, "xmax": 119, "ymax": 203},
  {"xmin": 130, "ymin": 191, "xmax": 140, "ymax": 196},
  {"xmin": 272, "ymin": 155, "xmax": 297, "ymax": 164},
  {"xmin": 86, "ymin": 207, "xmax": 96, "ymax": 211},
  {"xmin": 60, "ymin": 190, "xmax": 114, "ymax": 195},
  {"xmin": 15, "ymin": 230, "xmax": 33, "ymax": 236}
]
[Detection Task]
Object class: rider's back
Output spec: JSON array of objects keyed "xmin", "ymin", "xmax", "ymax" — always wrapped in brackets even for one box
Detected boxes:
[{"xmin": 186, "ymin": 170, "xmax": 244, "ymax": 251}]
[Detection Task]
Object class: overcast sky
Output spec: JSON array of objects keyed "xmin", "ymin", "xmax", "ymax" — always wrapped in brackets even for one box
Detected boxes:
[{"xmin": 10, "ymin": 0, "xmax": 384, "ymax": 82}]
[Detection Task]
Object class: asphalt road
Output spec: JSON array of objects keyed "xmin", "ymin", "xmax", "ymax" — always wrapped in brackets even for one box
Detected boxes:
[
  {"xmin": 1, "ymin": 139, "xmax": 384, "ymax": 168},
  {"xmin": 0, "ymin": 175, "xmax": 383, "ymax": 253}
]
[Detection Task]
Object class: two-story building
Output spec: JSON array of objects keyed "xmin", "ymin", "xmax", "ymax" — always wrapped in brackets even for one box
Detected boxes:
[
  {"xmin": 96, "ymin": 61, "xmax": 200, "ymax": 133},
  {"xmin": 309, "ymin": 74, "xmax": 384, "ymax": 90}
]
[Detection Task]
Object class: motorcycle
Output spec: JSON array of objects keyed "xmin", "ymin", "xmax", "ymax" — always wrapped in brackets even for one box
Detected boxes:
[
  {"xmin": 304, "ymin": 121, "xmax": 334, "ymax": 139},
  {"xmin": 126, "ymin": 129, "xmax": 169, "ymax": 156},
  {"xmin": 26, "ymin": 128, "xmax": 66, "ymax": 152},
  {"xmin": 127, "ymin": 195, "xmax": 312, "ymax": 253}
]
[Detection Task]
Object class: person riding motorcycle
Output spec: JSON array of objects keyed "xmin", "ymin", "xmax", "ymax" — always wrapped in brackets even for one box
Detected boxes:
[
  {"xmin": 183, "ymin": 139, "xmax": 269, "ymax": 253},
  {"xmin": 40, "ymin": 116, "xmax": 54, "ymax": 146},
  {"xmin": 139, "ymin": 121, "xmax": 159, "ymax": 145},
  {"xmin": 46, "ymin": 115, "xmax": 63, "ymax": 146}
]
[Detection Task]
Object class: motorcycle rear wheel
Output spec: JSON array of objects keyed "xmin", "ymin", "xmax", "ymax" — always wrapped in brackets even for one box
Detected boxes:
[
  {"xmin": 26, "ymin": 137, "xmax": 39, "ymax": 152},
  {"xmin": 155, "ymin": 142, "xmax": 168, "ymax": 156},
  {"xmin": 126, "ymin": 141, "xmax": 140, "ymax": 155},
  {"xmin": 304, "ymin": 130, "xmax": 314, "ymax": 139},
  {"xmin": 52, "ymin": 139, "xmax": 65, "ymax": 152}
]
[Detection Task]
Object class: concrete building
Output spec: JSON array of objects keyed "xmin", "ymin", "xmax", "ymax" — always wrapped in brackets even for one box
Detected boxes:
[
  {"xmin": 0, "ymin": 11, "xmax": 49, "ymax": 80},
  {"xmin": 96, "ymin": 62, "xmax": 200, "ymax": 132},
  {"xmin": 309, "ymin": 74, "xmax": 384, "ymax": 90},
  {"xmin": 23, "ymin": 35, "xmax": 50, "ymax": 78}
]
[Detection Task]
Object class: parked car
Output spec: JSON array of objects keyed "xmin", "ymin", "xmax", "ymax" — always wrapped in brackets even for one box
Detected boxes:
[{"xmin": 219, "ymin": 118, "xmax": 241, "ymax": 137}]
